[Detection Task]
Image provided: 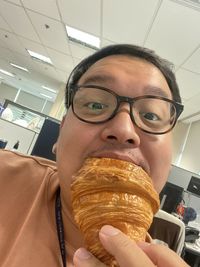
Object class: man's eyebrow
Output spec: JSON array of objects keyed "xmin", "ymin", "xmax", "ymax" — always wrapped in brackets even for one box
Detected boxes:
[
  {"xmin": 80, "ymin": 75, "xmax": 171, "ymax": 98},
  {"xmin": 143, "ymin": 86, "xmax": 171, "ymax": 98},
  {"xmin": 80, "ymin": 74, "xmax": 115, "ymax": 85}
]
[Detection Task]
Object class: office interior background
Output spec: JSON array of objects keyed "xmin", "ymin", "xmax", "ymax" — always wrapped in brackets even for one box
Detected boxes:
[{"xmin": 0, "ymin": 0, "xmax": 200, "ymax": 264}]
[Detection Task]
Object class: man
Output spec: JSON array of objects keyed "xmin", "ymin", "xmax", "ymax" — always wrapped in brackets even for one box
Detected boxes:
[{"xmin": 0, "ymin": 44, "xmax": 188, "ymax": 267}]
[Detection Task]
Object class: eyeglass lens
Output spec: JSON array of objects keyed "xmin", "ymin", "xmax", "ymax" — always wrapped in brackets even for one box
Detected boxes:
[{"xmin": 72, "ymin": 87, "xmax": 177, "ymax": 133}]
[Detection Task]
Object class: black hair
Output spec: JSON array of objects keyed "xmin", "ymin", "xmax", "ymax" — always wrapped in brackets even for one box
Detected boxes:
[{"xmin": 65, "ymin": 44, "xmax": 181, "ymax": 108}]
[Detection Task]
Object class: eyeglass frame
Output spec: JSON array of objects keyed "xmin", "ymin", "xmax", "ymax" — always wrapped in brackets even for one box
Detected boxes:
[{"xmin": 69, "ymin": 84, "xmax": 184, "ymax": 135}]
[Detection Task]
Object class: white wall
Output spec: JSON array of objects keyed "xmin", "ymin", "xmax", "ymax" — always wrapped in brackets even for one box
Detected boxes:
[
  {"xmin": 170, "ymin": 121, "xmax": 200, "ymax": 214},
  {"xmin": 172, "ymin": 120, "xmax": 200, "ymax": 174},
  {"xmin": 180, "ymin": 121, "xmax": 200, "ymax": 174},
  {"xmin": 172, "ymin": 122, "xmax": 190, "ymax": 165}
]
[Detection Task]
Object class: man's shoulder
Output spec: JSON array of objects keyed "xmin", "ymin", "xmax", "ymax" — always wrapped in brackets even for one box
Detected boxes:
[
  {"xmin": 0, "ymin": 149, "xmax": 57, "ymax": 170},
  {"xmin": 0, "ymin": 149, "xmax": 57, "ymax": 185}
]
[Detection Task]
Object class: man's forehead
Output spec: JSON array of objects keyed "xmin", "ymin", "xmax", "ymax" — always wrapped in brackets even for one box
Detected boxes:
[
  {"xmin": 79, "ymin": 55, "xmax": 157, "ymax": 82},
  {"xmin": 88, "ymin": 54, "xmax": 152, "ymax": 69},
  {"xmin": 77, "ymin": 55, "xmax": 172, "ymax": 99},
  {"xmin": 79, "ymin": 55, "xmax": 163, "ymax": 83}
]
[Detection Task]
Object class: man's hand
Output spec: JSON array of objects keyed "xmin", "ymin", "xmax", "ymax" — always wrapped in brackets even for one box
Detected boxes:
[{"xmin": 73, "ymin": 225, "xmax": 189, "ymax": 267}]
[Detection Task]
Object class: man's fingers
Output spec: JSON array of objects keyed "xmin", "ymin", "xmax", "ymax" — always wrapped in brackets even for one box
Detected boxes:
[
  {"xmin": 73, "ymin": 248, "xmax": 106, "ymax": 267},
  {"xmin": 74, "ymin": 226, "xmax": 189, "ymax": 267},
  {"xmin": 137, "ymin": 242, "xmax": 189, "ymax": 267},
  {"xmin": 99, "ymin": 225, "xmax": 155, "ymax": 267}
]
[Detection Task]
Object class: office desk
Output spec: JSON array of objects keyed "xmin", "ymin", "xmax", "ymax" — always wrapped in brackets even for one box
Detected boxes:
[{"xmin": 184, "ymin": 241, "xmax": 200, "ymax": 267}]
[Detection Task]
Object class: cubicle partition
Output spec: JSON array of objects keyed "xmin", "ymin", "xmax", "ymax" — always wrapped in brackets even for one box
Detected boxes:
[{"xmin": 0, "ymin": 118, "xmax": 38, "ymax": 154}]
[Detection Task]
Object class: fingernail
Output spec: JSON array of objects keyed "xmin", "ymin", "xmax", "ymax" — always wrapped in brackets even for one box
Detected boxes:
[
  {"xmin": 100, "ymin": 225, "xmax": 120, "ymax": 236},
  {"xmin": 74, "ymin": 248, "xmax": 92, "ymax": 260}
]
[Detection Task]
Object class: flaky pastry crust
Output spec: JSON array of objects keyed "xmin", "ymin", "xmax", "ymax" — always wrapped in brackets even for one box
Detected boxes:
[{"xmin": 71, "ymin": 157, "xmax": 160, "ymax": 266}]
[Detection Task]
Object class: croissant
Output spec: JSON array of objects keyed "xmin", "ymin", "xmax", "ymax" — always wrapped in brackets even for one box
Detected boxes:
[{"xmin": 71, "ymin": 157, "xmax": 160, "ymax": 266}]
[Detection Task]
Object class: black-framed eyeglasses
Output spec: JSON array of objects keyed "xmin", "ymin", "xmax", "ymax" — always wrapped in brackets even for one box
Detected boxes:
[{"xmin": 70, "ymin": 85, "xmax": 184, "ymax": 135}]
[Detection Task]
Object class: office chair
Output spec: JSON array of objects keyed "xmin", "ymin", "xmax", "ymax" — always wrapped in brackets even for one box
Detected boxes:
[{"xmin": 148, "ymin": 209, "xmax": 185, "ymax": 255}]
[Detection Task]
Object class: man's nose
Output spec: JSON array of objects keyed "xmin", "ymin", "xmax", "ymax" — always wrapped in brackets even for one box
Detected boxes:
[{"xmin": 101, "ymin": 105, "xmax": 140, "ymax": 146}]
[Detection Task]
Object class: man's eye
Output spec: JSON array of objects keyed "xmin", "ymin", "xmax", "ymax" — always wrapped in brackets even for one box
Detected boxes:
[
  {"xmin": 85, "ymin": 102, "xmax": 106, "ymax": 110},
  {"xmin": 141, "ymin": 112, "xmax": 160, "ymax": 121}
]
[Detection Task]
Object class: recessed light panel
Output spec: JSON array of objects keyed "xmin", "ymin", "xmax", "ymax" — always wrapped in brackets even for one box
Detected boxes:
[
  {"xmin": 66, "ymin": 25, "xmax": 100, "ymax": 49},
  {"xmin": 40, "ymin": 93, "xmax": 53, "ymax": 99},
  {"xmin": 42, "ymin": 85, "xmax": 57, "ymax": 93},
  {"xmin": 0, "ymin": 69, "xmax": 15, "ymax": 77},
  {"xmin": 10, "ymin": 63, "xmax": 29, "ymax": 72},
  {"xmin": 27, "ymin": 50, "xmax": 52, "ymax": 65}
]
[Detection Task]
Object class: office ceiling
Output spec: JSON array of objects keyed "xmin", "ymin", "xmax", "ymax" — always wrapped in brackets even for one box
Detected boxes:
[{"xmin": 0, "ymin": 0, "xmax": 200, "ymax": 122}]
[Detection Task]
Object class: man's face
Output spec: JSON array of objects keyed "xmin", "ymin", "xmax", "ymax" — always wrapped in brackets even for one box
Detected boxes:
[{"xmin": 56, "ymin": 55, "xmax": 173, "ymax": 203}]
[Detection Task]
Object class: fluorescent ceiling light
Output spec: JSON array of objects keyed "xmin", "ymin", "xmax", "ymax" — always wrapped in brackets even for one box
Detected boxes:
[
  {"xmin": 27, "ymin": 50, "xmax": 52, "ymax": 65},
  {"xmin": 0, "ymin": 69, "xmax": 15, "ymax": 77},
  {"xmin": 10, "ymin": 62, "xmax": 29, "ymax": 72},
  {"xmin": 40, "ymin": 93, "xmax": 52, "ymax": 99},
  {"xmin": 66, "ymin": 25, "xmax": 100, "ymax": 49},
  {"xmin": 42, "ymin": 85, "xmax": 57, "ymax": 93},
  {"xmin": 180, "ymin": 0, "xmax": 200, "ymax": 9}
]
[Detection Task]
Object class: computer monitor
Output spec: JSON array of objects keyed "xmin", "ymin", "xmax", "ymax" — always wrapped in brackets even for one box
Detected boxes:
[
  {"xmin": 159, "ymin": 182, "xmax": 184, "ymax": 214},
  {"xmin": 187, "ymin": 176, "xmax": 200, "ymax": 197},
  {"xmin": 31, "ymin": 118, "xmax": 60, "ymax": 161}
]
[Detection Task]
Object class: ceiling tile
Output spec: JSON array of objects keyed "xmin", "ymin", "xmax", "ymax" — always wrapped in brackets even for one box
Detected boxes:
[
  {"xmin": 103, "ymin": 0, "xmax": 159, "ymax": 44},
  {"xmin": 0, "ymin": 78, "xmax": 19, "ymax": 91},
  {"xmin": 27, "ymin": 10, "xmax": 70, "ymax": 54},
  {"xmin": 72, "ymin": 57, "xmax": 82, "ymax": 67},
  {"xmin": 0, "ymin": 46, "xmax": 15, "ymax": 62},
  {"xmin": 183, "ymin": 47, "xmax": 200, "ymax": 74},
  {"xmin": 179, "ymin": 105, "xmax": 198, "ymax": 120},
  {"xmin": 0, "ymin": 0, "xmax": 40, "ymax": 42},
  {"xmin": 69, "ymin": 42, "xmax": 94, "ymax": 60},
  {"xmin": 145, "ymin": 0, "xmax": 200, "ymax": 66},
  {"xmin": 5, "ymin": 0, "xmax": 22, "ymax": 5},
  {"xmin": 21, "ymin": 0, "xmax": 60, "ymax": 20},
  {"xmin": 28, "ymin": 59, "xmax": 56, "ymax": 77},
  {"xmin": 0, "ymin": 33, "xmax": 8, "ymax": 48},
  {"xmin": 46, "ymin": 48, "xmax": 74, "ymax": 73},
  {"xmin": 30, "ymin": 70, "xmax": 60, "ymax": 88},
  {"xmin": 180, "ymin": 93, "xmax": 200, "ymax": 120},
  {"xmin": 56, "ymin": 69, "xmax": 69, "ymax": 83},
  {"xmin": 9, "ymin": 54, "xmax": 33, "ymax": 74},
  {"xmin": 0, "ymin": 57, "xmax": 11, "ymax": 71},
  {"xmin": 0, "ymin": 14, "xmax": 12, "ymax": 31},
  {"xmin": 58, "ymin": 0, "xmax": 101, "ymax": 36},
  {"xmin": 0, "ymin": 29, "xmax": 27, "ymax": 55},
  {"xmin": 18, "ymin": 36, "xmax": 48, "ymax": 57},
  {"xmin": 101, "ymin": 38, "xmax": 116, "ymax": 48},
  {"xmin": 176, "ymin": 68, "xmax": 200, "ymax": 100}
]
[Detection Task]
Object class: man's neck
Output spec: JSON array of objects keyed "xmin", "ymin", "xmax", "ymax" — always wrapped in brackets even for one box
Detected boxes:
[{"xmin": 60, "ymin": 188, "xmax": 85, "ymax": 252}]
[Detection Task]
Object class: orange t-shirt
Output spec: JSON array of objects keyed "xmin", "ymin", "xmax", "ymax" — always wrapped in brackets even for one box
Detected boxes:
[{"xmin": 0, "ymin": 149, "xmax": 64, "ymax": 267}]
